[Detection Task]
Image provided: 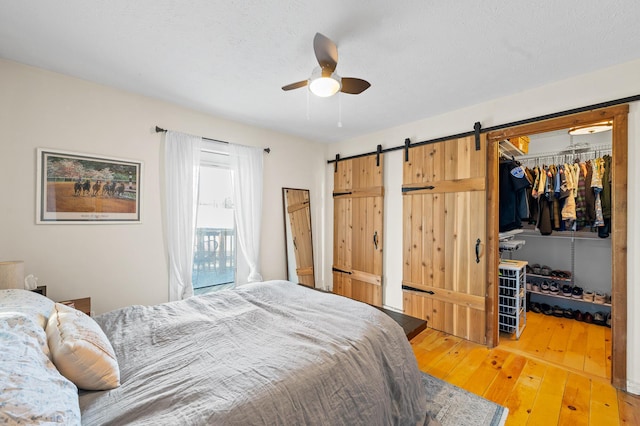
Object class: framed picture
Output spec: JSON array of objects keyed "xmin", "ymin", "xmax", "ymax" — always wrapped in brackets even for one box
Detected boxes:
[{"xmin": 36, "ymin": 148, "xmax": 143, "ymax": 224}]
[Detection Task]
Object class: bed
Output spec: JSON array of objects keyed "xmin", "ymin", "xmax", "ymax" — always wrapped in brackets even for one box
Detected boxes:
[{"xmin": 1, "ymin": 280, "xmax": 427, "ymax": 425}]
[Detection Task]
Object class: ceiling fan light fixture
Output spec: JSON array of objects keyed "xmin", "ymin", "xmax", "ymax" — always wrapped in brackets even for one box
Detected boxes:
[
  {"xmin": 309, "ymin": 68, "xmax": 341, "ymax": 97},
  {"xmin": 568, "ymin": 121, "xmax": 613, "ymax": 135}
]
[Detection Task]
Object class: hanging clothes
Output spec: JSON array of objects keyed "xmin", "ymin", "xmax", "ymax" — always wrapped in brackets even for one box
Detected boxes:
[
  {"xmin": 592, "ymin": 158, "xmax": 605, "ymax": 227},
  {"xmin": 584, "ymin": 160, "xmax": 596, "ymax": 224},
  {"xmin": 536, "ymin": 166, "xmax": 553, "ymax": 235},
  {"xmin": 499, "ymin": 159, "xmax": 531, "ymax": 232},
  {"xmin": 600, "ymin": 155, "xmax": 612, "ymax": 238},
  {"xmin": 560, "ymin": 163, "xmax": 577, "ymax": 226},
  {"xmin": 526, "ymin": 166, "xmax": 539, "ymax": 225},
  {"xmin": 574, "ymin": 163, "xmax": 588, "ymax": 228}
]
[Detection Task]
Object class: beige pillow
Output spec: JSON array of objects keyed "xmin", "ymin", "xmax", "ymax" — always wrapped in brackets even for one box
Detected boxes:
[{"xmin": 46, "ymin": 302, "xmax": 120, "ymax": 390}]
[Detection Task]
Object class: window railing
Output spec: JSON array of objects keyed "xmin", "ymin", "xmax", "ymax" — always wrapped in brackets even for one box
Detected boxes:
[{"xmin": 192, "ymin": 228, "xmax": 235, "ymax": 290}]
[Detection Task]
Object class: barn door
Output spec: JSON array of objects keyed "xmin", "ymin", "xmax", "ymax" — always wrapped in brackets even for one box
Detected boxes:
[
  {"xmin": 285, "ymin": 189, "xmax": 315, "ymax": 287},
  {"xmin": 402, "ymin": 135, "xmax": 488, "ymax": 344},
  {"xmin": 333, "ymin": 155, "xmax": 384, "ymax": 307}
]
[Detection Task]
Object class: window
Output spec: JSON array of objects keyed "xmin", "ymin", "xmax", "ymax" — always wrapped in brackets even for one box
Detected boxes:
[{"xmin": 192, "ymin": 147, "xmax": 236, "ymax": 294}]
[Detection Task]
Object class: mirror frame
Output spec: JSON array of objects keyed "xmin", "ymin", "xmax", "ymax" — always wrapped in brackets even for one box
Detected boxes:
[{"xmin": 282, "ymin": 187, "xmax": 315, "ymax": 287}]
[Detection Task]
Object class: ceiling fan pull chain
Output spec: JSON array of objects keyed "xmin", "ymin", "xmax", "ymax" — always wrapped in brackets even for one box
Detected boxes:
[{"xmin": 338, "ymin": 92, "xmax": 343, "ymax": 128}]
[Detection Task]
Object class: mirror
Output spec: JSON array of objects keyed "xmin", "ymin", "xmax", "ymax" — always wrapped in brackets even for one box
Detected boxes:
[{"xmin": 282, "ymin": 188, "xmax": 315, "ymax": 287}]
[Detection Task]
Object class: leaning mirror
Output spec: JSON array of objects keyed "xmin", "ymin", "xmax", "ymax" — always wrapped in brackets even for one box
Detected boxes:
[{"xmin": 282, "ymin": 188, "xmax": 315, "ymax": 287}]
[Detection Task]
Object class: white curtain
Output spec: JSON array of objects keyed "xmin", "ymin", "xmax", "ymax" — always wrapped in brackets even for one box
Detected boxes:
[
  {"xmin": 164, "ymin": 131, "xmax": 201, "ymax": 301},
  {"xmin": 229, "ymin": 144, "xmax": 263, "ymax": 283}
]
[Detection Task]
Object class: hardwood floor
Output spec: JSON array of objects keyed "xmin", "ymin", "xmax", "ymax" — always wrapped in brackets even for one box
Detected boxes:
[
  {"xmin": 411, "ymin": 320, "xmax": 640, "ymax": 425},
  {"xmin": 498, "ymin": 311, "xmax": 611, "ymax": 380}
]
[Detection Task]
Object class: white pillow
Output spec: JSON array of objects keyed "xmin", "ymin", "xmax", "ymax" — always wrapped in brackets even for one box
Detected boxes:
[
  {"xmin": 46, "ymin": 302, "xmax": 120, "ymax": 390},
  {"xmin": 0, "ymin": 313, "xmax": 81, "ymax": 424},
  {"xmin": 0, "ymin": 288, "xmax": 55, "ymax": 329}
]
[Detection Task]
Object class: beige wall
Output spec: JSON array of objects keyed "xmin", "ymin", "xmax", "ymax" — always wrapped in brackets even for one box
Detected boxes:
[
  {"xmin": 0, "ymin": 59, "xmax": 326, "ymax": 315},
  {"xmin": 2, "ymin": 56, "xmax": 639, "ymax": 393},
  {"xmin": 325, "ymin": 58, "xmax": 640, "ymax": 393}
]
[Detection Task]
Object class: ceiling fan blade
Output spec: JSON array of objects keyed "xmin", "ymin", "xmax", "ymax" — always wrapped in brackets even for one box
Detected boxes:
[
  {"xmin": 340, "ymin": 78, "xmax": 371, "ymax": 94},
  {"xmin": 282, "ymin": 80, "xmax": 309, "ymax": 91},
  {"xmin": 313, "ymin": 32, "xmax": 338, "ymax": 73}
]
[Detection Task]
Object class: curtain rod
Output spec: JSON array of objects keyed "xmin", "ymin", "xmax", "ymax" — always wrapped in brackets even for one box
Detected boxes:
[
  {"xmin": 326, "ymin": 93, "xmax": 640, "ymax": 164},
  {"xmin": 155, "ymin": 126, "xmax": 271, "ymax": 153}
]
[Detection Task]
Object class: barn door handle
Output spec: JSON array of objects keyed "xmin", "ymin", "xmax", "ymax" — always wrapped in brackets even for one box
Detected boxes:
[
  {"xmin": 373, "ymin": 231, "xmax": 379, "ymax": 250},
  {"xmin": 475, "ymin": 238, "xmax": 481, "ymax": 263},
  {"xmin": 293, "ymin": 237, "xmax": 297, "ymax": 251}
]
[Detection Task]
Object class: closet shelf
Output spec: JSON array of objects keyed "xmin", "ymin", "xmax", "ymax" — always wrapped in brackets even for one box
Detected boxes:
[
  {"xmin": 527, "ymin": 289, "xmax": 611, "ymax": 307},
  {"xmin": 517, "ymin": 228, "xmax": 609, "ymax": 241},
  {"xmin": 527, "ymin": 273, "xmax": 571, "ymax": 283},
  {"xmin": 499, "ymin": 139, "xmax": 525, "ymax": 157}
]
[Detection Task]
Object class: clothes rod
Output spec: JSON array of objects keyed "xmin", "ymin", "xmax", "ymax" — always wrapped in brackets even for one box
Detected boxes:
[
  {"xmin": 155, "ymin": 126, "xmax": 270, "ymax": 153},
  {"xmin": 515, "ymin": 144, "xmax": 612, "ymax": 162},
  {"xmin": 327, "ymin": 93, "xmax": 640, "ymax": 164}
]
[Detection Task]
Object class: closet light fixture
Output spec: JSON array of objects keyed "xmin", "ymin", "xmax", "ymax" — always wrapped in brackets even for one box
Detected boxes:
[{"xmin": 568, "ymin": 121, "xmax": 612, "ymax": 136}]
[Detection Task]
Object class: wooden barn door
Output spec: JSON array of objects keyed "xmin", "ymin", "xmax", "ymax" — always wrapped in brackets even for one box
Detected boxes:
[
  {"xmin": 402, "ymin": 135, "xmax": 488, "ymax": 344},
  {"xmin": 333, "ymin": 155, "xmax": 384, "ymax": 307},
  {"xmin": 285, "ymin": 189, "xmax": 315, "ymax": 287}
]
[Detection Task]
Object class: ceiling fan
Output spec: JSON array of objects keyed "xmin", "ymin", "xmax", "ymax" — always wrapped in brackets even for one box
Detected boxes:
[{"xmin": 282, "ymin": 32, "xmax": 371, "ymax": 98}]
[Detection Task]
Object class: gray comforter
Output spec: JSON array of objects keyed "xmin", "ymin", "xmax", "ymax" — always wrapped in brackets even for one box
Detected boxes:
[{"xmin": 79, "ymin": 280, "xmax": 426, "ymax": 425}]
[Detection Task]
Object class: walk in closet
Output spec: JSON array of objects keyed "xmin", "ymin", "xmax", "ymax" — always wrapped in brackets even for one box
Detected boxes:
[{"xmin": 494, "ymin": 122, "xmax": 615, "ymax": 379}]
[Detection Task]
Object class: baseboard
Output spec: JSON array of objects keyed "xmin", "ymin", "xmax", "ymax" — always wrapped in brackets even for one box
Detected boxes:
[
  {"xmin": 382, "ymin": 304, "xmax": 403, "ymax": 313},
  {"xmin": 627, "ymin": 380, "xmax": 640, "ymax": 396}
]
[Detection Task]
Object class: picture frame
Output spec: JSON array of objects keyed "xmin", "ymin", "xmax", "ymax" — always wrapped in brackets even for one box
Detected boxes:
[{"xmin": 36, "ymin": 148, "xmax": 143, "ymax": 224}]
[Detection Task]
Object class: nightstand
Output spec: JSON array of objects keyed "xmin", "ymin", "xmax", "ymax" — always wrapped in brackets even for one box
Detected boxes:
[
  {"xmin": 31, "ymin": 285, "xmax": 47, "ymax": 296},
  {"xmin": 58, "ymin": 297, "xmax": 92, "ymax": 316}
]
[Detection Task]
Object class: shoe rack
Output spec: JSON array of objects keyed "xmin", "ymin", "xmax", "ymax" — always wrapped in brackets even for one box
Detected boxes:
[
  {"xmin": 498, "ymin": 260, "xmax": 527, "ymax": 339},
  {"xmin": 519, "ymin": 228, "xmax": 612, "ymax": 314}
]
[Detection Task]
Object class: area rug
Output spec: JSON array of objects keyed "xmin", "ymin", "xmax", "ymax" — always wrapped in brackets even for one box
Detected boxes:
[{"xmin": 422, "ymin": 373, "xmax": 509, "ymax": 426}]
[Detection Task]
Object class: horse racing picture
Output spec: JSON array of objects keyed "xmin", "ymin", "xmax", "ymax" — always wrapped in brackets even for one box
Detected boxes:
[{"xmin": 36, "ymin": 148, "xmax": 143, "ymax": 223}]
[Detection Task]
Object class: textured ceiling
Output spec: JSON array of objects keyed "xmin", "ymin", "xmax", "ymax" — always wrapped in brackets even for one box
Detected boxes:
[{"xmin": 1, "ymin": 1, "xmax": 640, "ymax": 143}]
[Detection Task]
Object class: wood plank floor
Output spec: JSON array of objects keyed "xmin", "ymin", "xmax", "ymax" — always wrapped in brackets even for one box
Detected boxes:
[
  {"xmin": 499, "ymin": 311, "xmax": 611, "ymax": 380},
  {"xmin": 411, "ymin": 324, "xmax": 640, "ymax": 425}
]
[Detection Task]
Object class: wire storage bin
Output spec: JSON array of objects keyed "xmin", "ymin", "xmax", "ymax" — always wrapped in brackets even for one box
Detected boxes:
[{"xmin": 499, "ymin": 260, "xmax": 527, "ymax": 339}]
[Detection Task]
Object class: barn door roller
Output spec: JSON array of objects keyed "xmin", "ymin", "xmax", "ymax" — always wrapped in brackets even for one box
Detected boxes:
[{"xmin": 474, "ymin": 122, "xmax": 481, "ymax": 151}]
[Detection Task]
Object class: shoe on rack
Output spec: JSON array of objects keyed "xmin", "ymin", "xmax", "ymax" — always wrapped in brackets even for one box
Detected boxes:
[
  {"xmin": 552, "ymin": 305, "xmax": 564, "ymax": 317},
  {"xmin": 583, "ymin": 289, "xmax": 594, "ymax": 301},
  {"xmin": 541, "ymin": 303, "xmax": 552, "ymax": 316},
  {"xmin": 550, "ymin": 270, "xmax": 570, "ymax": 279},
  {"xmin": 606, "ymin": 312, "xmax": 612, "ymax": 327},
  {"xmin": 541, "ymin": 281, "xmax": 550, "ymax": 294},
  {"xmin": 594, "ymin": 292, "xmax": 607, "ymax": 304},
  {"xmin": 540, "ymin": 265, "xmax": 552, "ymax": 276},
  {"xmin": 593, "ymin": 311, "xmax": 606, "ymax": 326},
  {"xmin": 549, "ymin": 282, "xmax": 560, "ymax": 295},
  {"xmin": 532, "ymin": 282, "xmax": 540, "ymax": 293},
  {"xmin": 571, "ymin": 286, "xmax": 583, "ymax": 299},
  {"xmin": 530, "ymin": 302, "xmax": 541, "ymax": 314},
  {"xmin": 561, "ymin": 284, "xmax": 572, "ymax": 297},
  {"xmin": 563, "ymin": 308, "xmax": 574, "ymax": 319},
  {"xmin": 526, "ymin": 282, "xmax": 532, "ymax": 291},
  {"xmin": 573, "ymin": 310, "xmax": 583, "ymax": 321},
  {"xmin": 531, "ymin": 264, "xmax": 541, "ymax": 275},
  {"xmin": 584, "ymin": 312, "xmax": 594, "ymax": 324}
]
